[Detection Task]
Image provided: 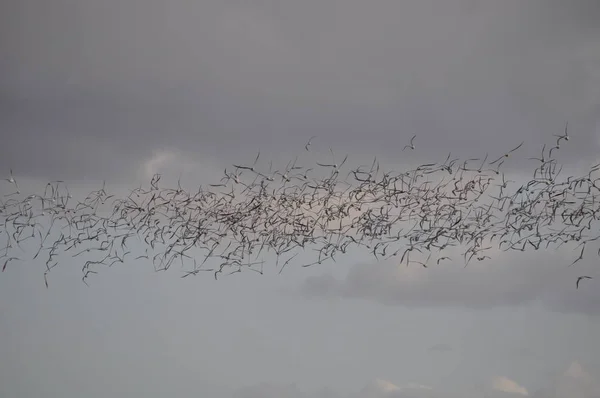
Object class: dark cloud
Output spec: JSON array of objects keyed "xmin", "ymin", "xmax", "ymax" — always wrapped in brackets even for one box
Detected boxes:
[
  {"xmin": 299, "ymin": 246, "xmax": 600, "ymax": 315},
  {"xmin": 2, "ymin": 0, "xmax": 599, "ymax": 180}
]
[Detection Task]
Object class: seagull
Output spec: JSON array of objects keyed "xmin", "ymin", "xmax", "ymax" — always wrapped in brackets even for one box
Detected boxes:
[
  {"xmin": 554, "ymin": 122, "xmax": 570, "ymax": 145},
  {"xmin": 490, "ymin": 141, "xmax": 524, "ymax": 164},
  {"xmin": 232, "ymin": 151, "xmax": 260, "ymax": 172},
  {"xmin": 316, "ymin": 148, "xmax": 347, "ymax": 169},
  {"xmin": 576, "ymin": 276, "xmax": 592, "ymax": 289},
  {"xmin": 2, "ymin": 257, "xmax": 19, "ymax": 272},
  {"xmin": 305, "ymin": 136, "xmax": 317, "ymax": 152},
  {"xmin": 4, "ymin": 169, "xmax": 18, "ymax": 189},
  {"xmin": 402, "ymin": 134, "xmax": 416, "ymax": 151},
  {"xmin": 549, "ymin": 145, "xmax": 561, "ymax": 158}
]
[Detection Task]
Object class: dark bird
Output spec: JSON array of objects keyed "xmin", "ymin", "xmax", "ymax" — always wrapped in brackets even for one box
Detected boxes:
[
  {"xmin": 305, "ymin": 136, "xmax": 317, "ymax": 151},
  {"xmin": 490, "ymin": 141, "xmax": 524, "ymax": 164},
  {"xmin": 402, "ymin": 134, "xmax": 417, "ymax": 151},
  {"xmin": 554, "ymin": 121, "xmax": 570, "ymax": 145},
  {"xmin": 576, "ymin": 276, "xmax": 592, "ymax": 289}
]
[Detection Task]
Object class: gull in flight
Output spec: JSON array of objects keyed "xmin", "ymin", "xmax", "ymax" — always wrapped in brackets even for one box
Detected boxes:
[
  {"xmin": 576, "ymin": 275, "xmax": 592, "ymax": 289},
  {"xmin": 3, "ymin": 169, "xmax": 20, "ymax": 196},
  {"xmin": 232, "ymin": 151, "xmax": 261, "ymax": 172},
  {"xmin": 403, "ymin": 134, "xmax": 417, "ymax": 151},
  {"xmin": 489, "ymin": 141, "xmax": 524, "ymax": 165},
  {"xmin": 554, "ymin": 122, "xmax": 570, "ymax": 145},
  {"xmin": 4, "ymin": 169, "xmax": 18, "ymax": 189},
  {"xmin": 316, "ymin": 148, "xmax": 348, "ymax": 169},
  {"xmin": 305, "ymin": 136, "xmax": 317, "ymax": 152}
]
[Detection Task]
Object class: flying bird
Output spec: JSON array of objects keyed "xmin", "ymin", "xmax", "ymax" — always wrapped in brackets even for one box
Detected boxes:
[
  {"xmin": 576, "ymin": 276, "xmax": 592, "ymax": 289},
  {"xmin": 490, "ymin": 141, "xmax": 524, "ymax": 165},
  {"xmin": 554, "ymin": 122, "xmax": 570, "ymax": 145},
  {"xmin": 2, "ymin": 257, "xmax": 19, "ymax": 272},
  {"xmin": 4, "ymin": 169, "xmax": 18, "ymax": 189},
  {"xmin": 305, "ymin": 136, "xmax": 317, "ymax": 152},
  {"xmin": 403, "ymin": 134, "xmax": 417, "ymax": 151}
]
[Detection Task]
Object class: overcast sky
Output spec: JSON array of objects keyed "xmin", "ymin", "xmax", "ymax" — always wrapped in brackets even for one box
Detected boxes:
[{"xmin": 2, "ymin": 0, "xmax": 600, "ymax": 397}]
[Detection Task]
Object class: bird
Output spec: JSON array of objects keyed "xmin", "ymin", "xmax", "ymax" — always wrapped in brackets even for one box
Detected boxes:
[
  {"xmin": 5, "ymin": 169, "xmax": 15, "ymax": 183},
  {"xmin": 5, "ymin": 133, "xmax": 600, "ymax": 288},
  {"xmin": 4, "ymin": 169, "xmax": 18, "ymax": 190},
  {"xmin": 549, "ymin": 145, "xmax": 560, "ymax": 158},
  {"xmin": 232, "ymin": 151, "xmax": 260, "ymax": 172},
  {"xmin": 403, "ymin": 134, "xmax": 417, "ymax": 151},
  {"xmin": 554, "ymin": 122, "xmax": 570, "ymax": 145},
  {"xmin": 490, "ymin": 141, "xmax": 524, "ymax": 165},
  {"xmin": 2, "ymin": 257, "xmax": 19, "ymax": 272},
  {"xmin": 305, "ymin": 136, "xmax": 317, "ymax": 152},
  {"xmin": 576, "ymin": 276, "xmax": 592, "ymax": 289}
]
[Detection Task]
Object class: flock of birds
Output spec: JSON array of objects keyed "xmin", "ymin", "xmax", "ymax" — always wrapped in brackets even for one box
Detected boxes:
[{"xmin": 0, "ymin": 127, "xmax": 597, "ymax": 289}]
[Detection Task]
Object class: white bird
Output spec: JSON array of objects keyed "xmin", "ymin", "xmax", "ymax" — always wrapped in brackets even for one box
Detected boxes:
[{"xmin": 4, "ymin": 169, "xmax": 18, "ymax": 189}]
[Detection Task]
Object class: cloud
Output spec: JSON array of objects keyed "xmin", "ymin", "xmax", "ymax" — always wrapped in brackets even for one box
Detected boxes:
[
  {"xmin": 3, "ymin": 0, "xmax": 600, "ymax": 181},
  {"xmin": 531, "ymin": 361, "xmax": 600, "ymax": 398},
  {"xmin": 234, "ymin": 379, "xmax": 438, "ymax": 398},
  {"xmin": 140, "ymin": 150, "xmax": 179, "ymax": 181},
  {"xmin": 359, "ymin": 379, "xmax": 401, "ymax": 398},
  {"xmin": 232, "ymin": 382, "xmax": 306, "ymax": 398},
  {"xmin": 299, "ymin": 243, "xmax": 600, "ymax": 314},
  {"xmin": 492, "ymin": 376, "xmax": 528, "ymax": 396},
  {"xmin": 233, "ymin": 362, "xmax": 600, "ymax": 398},
  {"xmin": 363, "ymin": 380, "xmax": 436, "ymax": 398},
  {"xmin": 136, "ymin": 147, "xmax": 224, "ymax": 185}
]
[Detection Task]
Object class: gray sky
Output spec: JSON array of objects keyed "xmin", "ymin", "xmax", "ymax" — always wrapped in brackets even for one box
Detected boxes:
[{"xmin": 2, "ymin": 0, "xmax": 600, "ymax": 397}]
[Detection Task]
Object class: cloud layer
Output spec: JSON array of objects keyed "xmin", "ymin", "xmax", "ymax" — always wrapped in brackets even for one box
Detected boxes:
[
  {"xmin": 300, "ymin": 244, "xmax": 600, "ymax": 314},
  {"xmin": 2, "ymin": 0, "xmax": 600, "ymax": 181},
  {"xmin": 233, "ymin": 361, "xmax": 598, "ymax": 398}
]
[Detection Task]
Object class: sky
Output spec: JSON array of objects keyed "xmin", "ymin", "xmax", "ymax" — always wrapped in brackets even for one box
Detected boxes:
[{"xmin": 1, "ymin": 0, "xmax": 600, "ymax": 397}]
